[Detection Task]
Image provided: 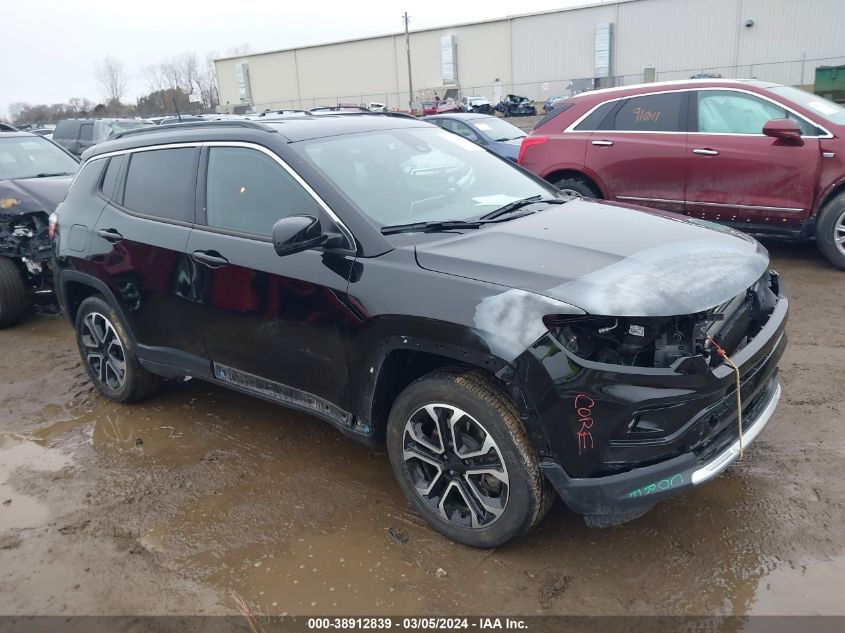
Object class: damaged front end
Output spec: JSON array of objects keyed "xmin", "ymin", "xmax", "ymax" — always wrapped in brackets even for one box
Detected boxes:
[
  {"xmin": 523, "ymin": 270, "xmax": 787, "ymax": 527},
  {"xmin": 543, "ymin": 270, "xmax": 780, "ymax": 372},
  {"xmin": 0, "ymin": 208, "xmax": 52, "ymax": 281}
]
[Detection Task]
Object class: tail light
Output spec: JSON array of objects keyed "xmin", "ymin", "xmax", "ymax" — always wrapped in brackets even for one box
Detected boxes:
[
  {"xmin": 48, "ymin": 212, "xmax": 58, "ymax": 240},
  {"xmin": 517, "ymin": 136, "xmax": 547, "ymax": 165}
]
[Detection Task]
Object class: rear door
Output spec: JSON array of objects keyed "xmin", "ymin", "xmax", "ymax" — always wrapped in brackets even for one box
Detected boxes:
[
  {"xmin": 90, "ymin": 146, "xmax": 204, "ymax": 356},
  {"xmin": 185, "ymin": 143, "xmax": 356, "ymax": 414},
  {"xmin": 684, "ymin": 89, "xmax": 821, "ymax": 225},
  {"xmin": 584, "ymin": 91, "xmax": 688, "ymax": 212}
]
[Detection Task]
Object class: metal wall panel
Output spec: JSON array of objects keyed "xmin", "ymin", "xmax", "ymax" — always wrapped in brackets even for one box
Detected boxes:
[{"xmin": 214, "ymin": 0, "xmax": 845, "ymax": 110}]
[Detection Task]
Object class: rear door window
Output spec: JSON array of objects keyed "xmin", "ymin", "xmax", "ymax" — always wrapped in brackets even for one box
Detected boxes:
[
  {"xmin": 204, "ymin": 146, "xmax": 323, "ymax": 237},
  {"xmin": 122, "ymin": 148, "xmax": 198, "ymax": 222},
  {"xmin": 610, "ymin": 92, "xmax": 686, "ymax": 132},
  {"xmin": 79, "ymin": 123, "xmax": 94, "ymax": 142}
]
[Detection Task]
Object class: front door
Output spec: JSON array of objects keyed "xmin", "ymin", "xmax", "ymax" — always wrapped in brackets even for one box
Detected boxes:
[
  {"xmin": 684, "ymin": 89, "xmax": 820, "ymax": 226},
  {"xmin": 185, "ymin": 144, "xmax": 356, "ymax": 415}
]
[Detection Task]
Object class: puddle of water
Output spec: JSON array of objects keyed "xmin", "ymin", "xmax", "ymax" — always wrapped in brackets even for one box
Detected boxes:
[
  {"xmin": 0, "ymin": 432, "xmax": 73, "ymax": 530},
  {"xmin": 145, "ymin": 527, "xmax": 431, "ymax": 615},
  {"xmin": 751, "ymin": 555, "xmax": 845, "ymax": 615}
]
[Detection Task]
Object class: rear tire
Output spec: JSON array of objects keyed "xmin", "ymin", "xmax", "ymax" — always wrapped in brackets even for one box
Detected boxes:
[
  {"xmin": 0, "ymin": 257, "xmax": 28, "ymax": 328},
  {"xmin": 74, "ymin": 295, "xmax": 161, "ymax": 403},
  {"xmin": 552, "ymin": 175, "xmax": 601, "ymax": 199},
  {"xmin": 386, "ymin": 367, "xmax": 553, "ymax": 548},
  {"xmin": 816, "ymin": 193, "xmax": 845, "ymax": 270}
]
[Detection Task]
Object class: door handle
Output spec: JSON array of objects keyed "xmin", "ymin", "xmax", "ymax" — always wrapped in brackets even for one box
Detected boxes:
[
  {"xmin": 96, "ymin": 228, "xmax": 123, "ymax": 242},
  {"xmin": 191, "ymin": 250, "xmax": 229, "ymax": 268},
  {"xmin": 591, "ymin": 140, "xmax": 614, "ymax": 146},
  {"xmin": 693, "ymin": 148, "xmax": 719, "ymax": 156}
]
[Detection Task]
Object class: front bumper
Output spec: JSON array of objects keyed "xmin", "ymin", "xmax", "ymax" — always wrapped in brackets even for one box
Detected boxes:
[
  {"xmin": 540, "ymin": 374, "xmax": 781, "ymax": 526},
  {"xmin": 517, "ymin": 280, "xmax": 788, "ymax": 526}
]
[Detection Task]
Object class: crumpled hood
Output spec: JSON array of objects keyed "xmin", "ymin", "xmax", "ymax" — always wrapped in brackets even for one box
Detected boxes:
[
  {"xmin": 0, "ymin": 176, "xmax": 73, "ymax": 217},
  {"xmin": 415, "ymin": 199, "xmax": 770, "ymax": 316}
]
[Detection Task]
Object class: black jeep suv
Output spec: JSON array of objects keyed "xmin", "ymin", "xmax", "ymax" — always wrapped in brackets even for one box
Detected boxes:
[{"xmin": 52, "ymin": 117, "xmax": 787, "ymax": 547}]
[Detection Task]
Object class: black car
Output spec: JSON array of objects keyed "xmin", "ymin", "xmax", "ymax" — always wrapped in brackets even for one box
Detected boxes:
[
  {"xmin": 496, "ymin": 94, "xmax": 537, "ymax": 117},
  {"xmin": 0, "ymin": 131, "xmax": 78, "ymax": 327},
  {"xmin": 52, "ymin": 117, "xmax": 787, "ymax": 547}
]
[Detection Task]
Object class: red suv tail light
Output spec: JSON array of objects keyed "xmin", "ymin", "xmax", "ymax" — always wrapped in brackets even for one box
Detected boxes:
[{"xmin": 517, "ymin": 136, "xmax": 547, "ymax": 165}]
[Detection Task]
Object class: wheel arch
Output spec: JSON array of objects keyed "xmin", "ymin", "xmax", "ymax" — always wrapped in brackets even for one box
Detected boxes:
[
  {"xmin": 59, "ymin": 270, "xmax": 131, "ymax": 332},
  {"xmin": 363, "ymin": 339, "xmax": 535, "ymax": 444},
  {"xmin": 815, "ymin": 178, "xmax": 845, "ymax": 220}
]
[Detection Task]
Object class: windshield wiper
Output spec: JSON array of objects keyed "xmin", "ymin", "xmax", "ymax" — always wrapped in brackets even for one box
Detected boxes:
[
  {"xmin": 33, "ymin": 172, "xmax": 73, "ymax": 178},
  {"xmin": 381, "ymin": 220, "xmax": 485, "ymax": 235},
  {"xmin": 479, "ymin": 195, "xmax": 566, "ymax": 221}
]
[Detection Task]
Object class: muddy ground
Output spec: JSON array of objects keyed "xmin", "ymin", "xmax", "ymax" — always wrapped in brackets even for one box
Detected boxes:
[{"xmin": 0, "ymin": 241, "xmax": 843, "ymax": 621}]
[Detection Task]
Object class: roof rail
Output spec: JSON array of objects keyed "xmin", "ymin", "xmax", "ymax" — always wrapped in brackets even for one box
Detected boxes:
[{"xmin": 110, "ymin": 119, "xmax": 277, "ymax": 140}]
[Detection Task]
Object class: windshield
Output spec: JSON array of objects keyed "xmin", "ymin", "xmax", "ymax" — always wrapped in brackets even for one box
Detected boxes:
[
  {"xmin": 770, "ymin": 86, "xmax": 845, "ymax": 125},
  {"xmin": 0, "ymin": 136, "xmax": 78, "ymax": 180},
  {"xmin": 299, "ymin": 127, "xmax": 555, "ymax": 227},
  {"xmin": 471, "ymin": 117, "xmax": 526, "ymax": 142}
]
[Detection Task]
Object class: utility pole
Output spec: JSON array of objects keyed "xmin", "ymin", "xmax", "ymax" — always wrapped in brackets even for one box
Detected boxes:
[{"xmin": 403, "ymin": 12, "xmax": 413, "ymax": 111}]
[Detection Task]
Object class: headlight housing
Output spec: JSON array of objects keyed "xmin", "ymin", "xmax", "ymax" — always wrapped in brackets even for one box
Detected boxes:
[{"xmin": 542, "ymin": 314, "xmax": 702, "ymax": 369}]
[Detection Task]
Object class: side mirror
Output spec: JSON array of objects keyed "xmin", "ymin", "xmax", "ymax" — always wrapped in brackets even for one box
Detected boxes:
[
  {"xmin": 272, "ymin": 215, "xmax": 328, "ymax": 256},
  {"xmin": 763, "ymin": 119, "xmax": 803, "ymax": 144}
]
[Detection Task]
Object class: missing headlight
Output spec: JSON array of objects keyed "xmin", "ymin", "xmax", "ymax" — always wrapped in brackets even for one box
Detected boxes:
[{"xmin": 543, "ymin": 314, "xmax": 705, "ymax": 369}]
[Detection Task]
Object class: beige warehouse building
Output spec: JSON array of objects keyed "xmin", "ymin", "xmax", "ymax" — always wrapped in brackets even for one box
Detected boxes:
[{"xmin": 214, "ymin": 0, "xmax": 845, "ymax": 112}]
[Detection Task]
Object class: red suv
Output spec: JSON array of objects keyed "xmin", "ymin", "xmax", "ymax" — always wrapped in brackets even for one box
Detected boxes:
[{"xmin": 518, "ymin": 79, "xmax": 845, "ymax": 269}]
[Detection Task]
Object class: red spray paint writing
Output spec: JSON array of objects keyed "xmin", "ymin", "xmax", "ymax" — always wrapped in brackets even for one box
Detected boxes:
[{"xmin": 574, "ymin": 393, "xmax": 595, "ymax": 455}]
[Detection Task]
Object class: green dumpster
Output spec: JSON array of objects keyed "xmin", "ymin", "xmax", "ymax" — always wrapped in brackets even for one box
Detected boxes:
[{"xmin": 815, "ymin": 65, "xmax": 845, "ymax": 102}]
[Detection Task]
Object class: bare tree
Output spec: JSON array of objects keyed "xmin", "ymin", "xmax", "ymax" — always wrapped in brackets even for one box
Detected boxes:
[
  {"xmin": 96, "ymin": 57, "xmax": 128, "ymax": 104},
  {"xmin": 200, "ymin": 52, "xmax": 220, "ymax": 109},
  {"xmin": 141, "ymin": 64, "xmax": 167, "ymax": 94}
]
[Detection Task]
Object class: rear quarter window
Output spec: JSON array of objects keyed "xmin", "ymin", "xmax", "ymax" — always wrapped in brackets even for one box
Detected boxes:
[
  {"xmin": 573, "ymin": 100, "xmax": 617, "ymax": 131},
  {"xmin": 533, "ymin": 102, "xmax": 575, "ymax": 131},
  {"xmin": 122, "ymin": 148, "xmax": 198, "ymax": 223},
  {"xmin": 64, "ymin": 159, "xmax": 106, "ymax": 205},
  {"xmin": 99, "ymin": 155, "xmax": 124, "ymax": 199}
]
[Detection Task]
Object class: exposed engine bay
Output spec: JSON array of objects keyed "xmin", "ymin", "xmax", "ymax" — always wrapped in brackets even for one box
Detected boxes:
[
  {"xmin": 0, "ymin": 210, "xmax": 52, "ymax": 286},
  {"xmin": 545, "ymin": 270, "xmax": 780, "ymax": 369}
]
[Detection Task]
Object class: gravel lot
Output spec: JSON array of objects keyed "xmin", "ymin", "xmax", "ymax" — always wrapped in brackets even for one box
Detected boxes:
[{"xmin": 0, "ymin": 234, "xmax": 843, "ymax": 617}]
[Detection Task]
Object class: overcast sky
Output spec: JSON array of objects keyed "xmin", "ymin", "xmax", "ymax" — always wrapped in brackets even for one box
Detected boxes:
[{"xmin": 0, "ymin": 0, "xmax": 601, "ymax": 118}]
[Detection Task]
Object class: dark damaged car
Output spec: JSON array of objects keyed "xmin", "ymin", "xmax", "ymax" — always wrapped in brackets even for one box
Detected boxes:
[
  {"xmin": 51, "ymin": 117, "xmax": 787, "ymax": 547},
  {"xmin": 0, "ymin": 131, "xmax": 78, "ymax": 327}
]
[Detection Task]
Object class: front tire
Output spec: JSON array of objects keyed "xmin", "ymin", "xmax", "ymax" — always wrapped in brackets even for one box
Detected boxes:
[
  {"xmin": 816, "ymin": 193, "xmax": 845, "ymax": 270},
  {"xmin": 0, "ymin": 256, "xmax": 28, "ymax": 328},
  {"xmin": 386, "ymin": 368, "xmax": 553, "ymax": 548},
  {"xmin": 75, "ymin": 295, "xmax": 161, "ymax": 403}
]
